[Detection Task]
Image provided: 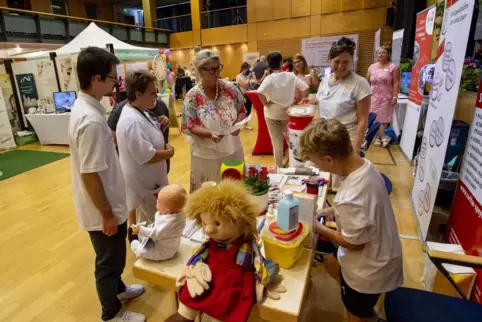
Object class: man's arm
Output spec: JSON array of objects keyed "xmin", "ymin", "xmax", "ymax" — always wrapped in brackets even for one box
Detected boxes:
[{"xmin": 81, "ymin": 172, "xmax": 114, "ymax": 219}]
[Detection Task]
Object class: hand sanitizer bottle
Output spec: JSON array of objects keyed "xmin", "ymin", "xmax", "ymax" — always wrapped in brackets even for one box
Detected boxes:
[
  {"xmin": 266, "ymin": 204, "xmax": 276, "ymax": 226},
  {"xmin": 277, "ymin": 190, "xmax": 299, "ymax": 232}
]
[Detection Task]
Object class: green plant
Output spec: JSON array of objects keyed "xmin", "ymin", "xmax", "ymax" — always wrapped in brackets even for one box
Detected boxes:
[
  {"xmin": 460, "ymin": 66, "xmax": 482, "ymax": 92},
  {"xmin": 244, "ymin": 166, "xmax": 269, "ymax": 195},
  {"xmin": 399, "ymin": 59, "xmax": 413, "ymax": 73}
]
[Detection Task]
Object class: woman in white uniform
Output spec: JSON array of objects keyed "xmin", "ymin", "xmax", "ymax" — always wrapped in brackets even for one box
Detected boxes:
[
  {"xmin": 117, "ymin": 71, "xmax": 174, "ymax": 234},
  {"xmin": 315, "ymin": 37, "xmax": 371, "ymax": 154}
]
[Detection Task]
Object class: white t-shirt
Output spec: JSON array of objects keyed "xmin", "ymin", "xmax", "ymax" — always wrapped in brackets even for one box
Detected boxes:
[
  {"xmin": 317, "ymin": 72, "xmax": 371, "ymax": 132},
  {"xmin": 258, "ymin": 72, "xmax": 309, "ymax": 120},
  {"xmin": 334, "ymin": 159, "xmax": 403, "ymax": 294},
  {"xmin": 116, "ymin": 105, "xmax": 169, "ymax": 211},
  {"xmin": 236, "ymin": 73, "xmax": 250, "ymax": 94},
  {"xmin": 68, "ymin": 92, "xmax": 127, "ymax": 231}
]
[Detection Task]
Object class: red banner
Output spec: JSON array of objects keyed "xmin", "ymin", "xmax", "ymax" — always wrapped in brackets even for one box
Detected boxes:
[
  {"xmin": 446, "ymin": 80, "xmax": 482, "ymax": 303},
  {"xmin": 409, "ymin": 7, "xmax": 435, "ymax": 106}
]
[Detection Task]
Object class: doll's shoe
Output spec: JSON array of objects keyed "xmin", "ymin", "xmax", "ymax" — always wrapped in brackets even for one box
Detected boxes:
[
  {"xmin": 118, "ymin": 284, "xmax": 145, "ymax": 300},
  {"xmin": 374, "ymin": 138, "xmax": 382, "ymax": 147},
  {"xmin": 102, "ymin": 310, "xmax": 145, "ymax": 322}
]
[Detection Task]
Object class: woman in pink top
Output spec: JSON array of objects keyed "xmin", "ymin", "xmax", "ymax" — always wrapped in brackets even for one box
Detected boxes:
[
  {"xmin": 367, "ymin": 46, "xmax": 400, "ymax": 147},
  {"xmin": 292, "ymin": 54, "xmax": 319, "ymax": 103}
]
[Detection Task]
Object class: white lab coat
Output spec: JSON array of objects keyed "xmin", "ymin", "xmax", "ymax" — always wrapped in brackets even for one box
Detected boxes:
[{"xmin": 131, "ymin": 211, "xmax": 186, "ymax": 261}]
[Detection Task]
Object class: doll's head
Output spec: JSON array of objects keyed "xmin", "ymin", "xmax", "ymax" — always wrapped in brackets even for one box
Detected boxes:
[
  {"xmin": 156, "ymin": 184, "xmax": 187, "ymax": 214},
  {"xmin": 186, "ymin": 180, "xmax": 258, "ymax": 244}
]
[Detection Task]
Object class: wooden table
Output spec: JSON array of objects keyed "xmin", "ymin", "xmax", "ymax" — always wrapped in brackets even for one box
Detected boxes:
[
  {"xmin": 133, "ymin": 175, "xmax": 329, "ymax": 322},
  {"xmin": 133, "ymin": 240, "xmax": 313, "ymax": 322}
]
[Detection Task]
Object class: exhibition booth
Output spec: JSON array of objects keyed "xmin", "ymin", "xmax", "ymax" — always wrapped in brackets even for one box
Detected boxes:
[{"xmin": 0, "ymin": 22, "xmax": 174, "ymax": 146}]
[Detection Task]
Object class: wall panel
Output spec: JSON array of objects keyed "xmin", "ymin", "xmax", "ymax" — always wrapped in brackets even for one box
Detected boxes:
[
  {"xmin": 274, "ymin": 0, "xmax": 292, "ymax": 20},
  {"xmin": 320, "ymin": 8, "xmax": 386, "ymax": 35},
  {"xmin": 256, "ymin": 17, "xmax": 311, "ymax": 41},
  {"xmin": 322, "ymin": 0, "xmax": 342, "ymax": 14},
  {"xmin": 363, "ymin": 0, "xmax": 388, "ymax": 9},
  {"xmin": 201, "ymin": 25, "xmax": 248, "ymax": 46},
  {"xmin": 341, "ymin": 0, "xmax": 362, "ymax": 11},
  {"xmin": 292, "ymin": 0, "xmax": 311, "ymax": 17},
  {"xmin": 255, "ymin": 0, "xmax": 273, "ymax": 22},
  {"xmin": 170, "ymin": 31, "xmax": 195, "ymax": 49}
]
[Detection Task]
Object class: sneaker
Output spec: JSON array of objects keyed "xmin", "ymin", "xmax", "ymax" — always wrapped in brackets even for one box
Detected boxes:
[
  {"xmin": 382, "ymin": 137, "xmax": 392, "ymax": 148},
  {"xmin": 118, "ymin": 284, "xmax": 145, "ymax": 301},
  {"xmin": 374, "ymin": 138, "xmax": 382, "ymax": 147},
  {"xmin": 102, "ymin": 310, "xmax": 145, "ymax": 322}
]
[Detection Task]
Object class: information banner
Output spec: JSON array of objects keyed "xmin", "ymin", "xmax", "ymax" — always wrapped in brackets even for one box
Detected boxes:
[
  {"xmin": 374, "ymin": 29, "xmax": 381, "ymax": 62},
  {"xmin": 0, "ymin": 86, "xmax": 15, "ymax": 150},
  {"xmin": 446, "ymin": 83, "xmax": 482, "ymax": 303},
  {"xmin": 412, "ymin": 0, "xmax": 475, "ymax": 241},
  {"xmin": 301, "ymin": 34, "xmax": 359, "ymax": 70},
  {"xmin": 391, "ymin": 29, "xmax": 404, "ymax": 66},
  {"xmin": 15, "ymin": 73, "xmax": 38, "ymax": 115},
  {"xmin": 409, "ymin": 6, "xmax": 436, "ymax": 106}
]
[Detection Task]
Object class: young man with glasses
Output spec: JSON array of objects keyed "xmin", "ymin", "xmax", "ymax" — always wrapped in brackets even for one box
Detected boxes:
[{"xmin": 68, "ymin": 47, "xmax": 145, "ymax": 322}]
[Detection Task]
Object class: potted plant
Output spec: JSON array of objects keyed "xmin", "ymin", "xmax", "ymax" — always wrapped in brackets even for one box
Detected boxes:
[{"xmin": 244, "ymin": 166, "xmax": 270, "ymax": 214}]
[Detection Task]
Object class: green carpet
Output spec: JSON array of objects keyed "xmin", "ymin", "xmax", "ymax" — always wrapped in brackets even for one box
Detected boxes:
[{"xmin": 0, "ymin": 150, "xmax": 70, "ymax": 181}]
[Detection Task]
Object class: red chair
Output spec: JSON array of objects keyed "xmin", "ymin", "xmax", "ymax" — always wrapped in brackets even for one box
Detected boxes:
[{"xmin": 246, "ymin": 90, "xmax": 274, "ymax": 155}]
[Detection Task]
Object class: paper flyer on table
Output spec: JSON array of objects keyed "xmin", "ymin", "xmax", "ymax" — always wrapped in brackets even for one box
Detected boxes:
[{"xmin": 223, "ymin": 114, "xmax": 252, "ymax": 135}]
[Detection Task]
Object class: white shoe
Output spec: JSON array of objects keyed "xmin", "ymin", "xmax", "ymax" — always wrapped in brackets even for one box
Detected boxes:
[
  {"xmin": 102, "ymin": 310, "xmax": 145, "ymax": 322},
  {"xmin": 118, "ymin": 284, "xmax": 145, "ymax": 301}
]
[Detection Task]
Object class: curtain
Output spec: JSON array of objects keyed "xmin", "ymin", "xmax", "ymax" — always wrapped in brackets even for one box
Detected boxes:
[{"xmin": 394, "ymin": 0, "xmax": 427, "ymax": 59}]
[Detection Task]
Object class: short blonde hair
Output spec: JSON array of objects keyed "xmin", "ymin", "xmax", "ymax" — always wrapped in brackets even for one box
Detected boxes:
[
  {"xmin": 185, "ymin": 180, "xmax": 258, "ymax": 241},
  {"xmin": 299, "ymin": 118, "xmax": 353, "ymax": 160},
  {"xmin": 125, "ymin": 70, "xmax": 157, "ymax": 102},
  {"xmin": 193, "ymin": 49, "xmax": 220, "ymax": 81}
]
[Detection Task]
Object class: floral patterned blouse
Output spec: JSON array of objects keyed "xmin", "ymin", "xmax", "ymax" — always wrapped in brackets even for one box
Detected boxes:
[{"xmin": 182, "ymin": 79, "xmax": 246, "ymax": 159}]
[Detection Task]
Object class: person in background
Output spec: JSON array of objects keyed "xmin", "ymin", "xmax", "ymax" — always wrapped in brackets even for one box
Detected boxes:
[
  {"xmin": 367, "ymin": 46, "xmax": 400, "ymax": 147},
  {"xmin": 257, "ymin": 52, "xmax": 309, "ymax": 167},
  {"xmin": 184, "ymin": 65, "xmax": 191, "ymax": 78},
  {"xmin": 182, "ymin": 49, "xmax": 246, "ymax": 192},
  {"xmin": 116, "ymin": 71, "xmax": 174, "ymax": 241},
  {"xmin": 177, "ymin": 66, "xmax": 186, "ymax": 77},
  {"xmin": 68, "ymin": 47, "xmax": 145, "ymax": 322},
  {"xmin": 236, "ymin": 62, "xmax": 253, "ymax": 130},
  {"xmin": 282, "ymin": 58, "xmax": 293, "ymax": 72},
  {"xmin": 292, "ymin": 54, "xmax": 320, "ymax": 99},
  {"xmin": 300, "ymin": 118, "xmax": 402, "ymax": 322},
  {"xmin": 253, "ymin": 55, "xmax": 269, "ymax": 86},
  {"xmin": 315, "ymin": 37, "xmax": 371, "ymax": 155}
]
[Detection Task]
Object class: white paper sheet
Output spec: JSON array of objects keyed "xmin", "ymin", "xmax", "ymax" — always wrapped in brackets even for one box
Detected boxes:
[
  {"xmin": 223, "ymin": 114, "xmax": 252, "ymax": 135},
  {"xmin": 427, "ymin": 241, "xmax": 476, "ymax": 274}
]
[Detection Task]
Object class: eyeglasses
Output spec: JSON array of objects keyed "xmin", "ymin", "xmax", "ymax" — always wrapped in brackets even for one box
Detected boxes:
[
  {"xmin": 202, "ymin": 64, "xmax": 223, "ymax": 74},
  {"xmin": 105, "ymin": 75, "xmax": 119, "ymax": 84}
]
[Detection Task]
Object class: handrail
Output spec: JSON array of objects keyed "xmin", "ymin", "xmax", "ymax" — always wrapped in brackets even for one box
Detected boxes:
[
  {"xmin": 157, "ymin": 13, "xmax": 192, "ymax": 21},
  {"xmin": 200, "ymin": 5, "xmax": 247, "ymax": 14},
  {"xmin": 0, "ymin": 6, "xmax": 171, "ymax": 32}
]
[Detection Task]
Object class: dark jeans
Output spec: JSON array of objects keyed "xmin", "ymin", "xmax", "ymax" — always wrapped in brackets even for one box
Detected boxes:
[
  {"xmin": 244, "ymin": 94, "xmax": 252, "ymax": 116},
  {"xmin": 88, "ymin": 221, "xmax": 127, "ymax": 321}
]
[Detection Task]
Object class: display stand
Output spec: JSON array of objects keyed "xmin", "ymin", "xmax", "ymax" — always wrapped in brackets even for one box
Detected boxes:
[
  {"xmin": 246, "ymin": 90, "xmax": 273, "ymax": 155},
  {"xmin": 288, "ymin": 105, "xmax": 315, "ymax": 167}
]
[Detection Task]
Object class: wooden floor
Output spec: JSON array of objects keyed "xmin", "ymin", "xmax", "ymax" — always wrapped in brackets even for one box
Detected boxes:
[{"xmin": 0, "ymin": 106, "xmax": 425, "ymax": 321}]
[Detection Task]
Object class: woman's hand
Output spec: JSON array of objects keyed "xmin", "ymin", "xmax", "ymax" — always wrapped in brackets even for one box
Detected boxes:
[
  {"xmin": 392, "ymin": 97, "xmax": 398, "ymax": 106},
  {"xmin": 158, "ymin": 115, "xmax": 170, "ymax": 128},
  {"xmin": 130, "ymin": 224, "xmax": 140, "ymax": 235},
  {"xmin": 231, "ymin": 129, "xmax": 240, "ymax": 136},
  {"xmin": 165, "ymin": 144, "xmax": 175, "ymax": 158},
  {"xmin": 211, "ymin": 131, "xmax": 223, "ymax": 143}
]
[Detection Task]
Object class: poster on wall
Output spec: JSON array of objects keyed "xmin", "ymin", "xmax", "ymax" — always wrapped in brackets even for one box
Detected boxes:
[
  {"xmin": 0, "ymin": 74, "xmax": 20, "ymax": 134},
  {"xmin": 374, "ymin": 29, "xmax": 381, "ymax": 62},
  {"xmin": 243, "ymin": 52, "xmax": 260, "ymax": 67},
  {"xmin": 391, "ymin": 29, "xmax": 405, "ymax": 66},
  {"xmin": 446, "ymin": 81, "xmax": 482, "ymax": 303},
  {"xmin": 0, "ymin": 84, "xmax": 16, "ymax": 150},
  {"xmin": 57, "ymin": 56, "xmax": 79, "ymax": 92},
  {"xmin": 15, "ymin": 73, "xmax": 38, "ymax": 115},
  {"xmin": 412, "ymin": 0, "xmax": 475, "ymax": 241},
  {"xmin": 301, "ymin": 34, "xmax": 359, "ymax": 70},
  {"xmin": 400, "ymin": 5, "xmax": 436, "ymax": 161},
  {"xmin": 36, "ymin": 59, "xmax": 59, "ymax": 113}
]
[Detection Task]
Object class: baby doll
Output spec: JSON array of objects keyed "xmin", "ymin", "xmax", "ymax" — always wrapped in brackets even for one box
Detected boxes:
[
  {"xmin": 130, "ymin": 184, "xmax": 187, "ymax": 261},
  {"xmin": 166, "ymin": 180, "xmax": 286, "ymax": 322}
]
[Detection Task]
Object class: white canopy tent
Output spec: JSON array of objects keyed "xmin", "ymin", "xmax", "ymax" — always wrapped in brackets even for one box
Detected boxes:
[{"xmin": 11, "ymin": 22, "xmax": 160, "ymax": 60}]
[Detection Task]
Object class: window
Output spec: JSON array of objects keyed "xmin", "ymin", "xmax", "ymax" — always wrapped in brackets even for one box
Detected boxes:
[
  {"xmin": 51, "ymin": 0, "xmax": 68, "ymax": 15},
  {"xmin": 7, "ymin": 0, "xmax": 31, "ymax": 10},
  {"xmin": 84, "ymin": 3, "xmax": 99, "ymax": 20}
]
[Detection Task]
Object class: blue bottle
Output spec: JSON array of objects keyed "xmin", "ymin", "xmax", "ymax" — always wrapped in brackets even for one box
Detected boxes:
[{"xmin": 277, "ymin": 190, "xmax": 300, "ymax": 232}]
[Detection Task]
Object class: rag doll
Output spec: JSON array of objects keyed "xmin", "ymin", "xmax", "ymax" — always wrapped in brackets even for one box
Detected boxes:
[
  {"xmin": 130, "ymin": 184, "xmax": 187, "ymax": 261},
  {"xmin": 166, "ymin": 180, "xmax": 286, "ymax": 322}
]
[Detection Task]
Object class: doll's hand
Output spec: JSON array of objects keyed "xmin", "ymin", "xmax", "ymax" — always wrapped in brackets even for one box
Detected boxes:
[
  {"xmin": 256, "ymin": 275, "xmax": 286, "ymax": 303},
  {"xmin": 176, "ymin": 263, "xmax": 212, "ymax": 298}
]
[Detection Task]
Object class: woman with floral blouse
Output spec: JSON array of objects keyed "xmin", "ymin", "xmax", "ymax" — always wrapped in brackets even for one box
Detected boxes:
[{"xmin": 182, "ymin": 50, "xmax": 246, "ymax": 192}]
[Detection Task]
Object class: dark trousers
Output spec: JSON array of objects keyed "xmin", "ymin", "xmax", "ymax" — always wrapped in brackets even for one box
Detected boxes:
[
  {"xmin": 244, "ymin": 94, "xmax": 252, "ymax": 116},
  {"xmin": 88, "ymin": 222, "xmax": 127, "ymax": 321}
]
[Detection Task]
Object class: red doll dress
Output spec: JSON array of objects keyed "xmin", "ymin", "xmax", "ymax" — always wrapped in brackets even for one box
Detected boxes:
[{"xmin": 178, "ymin": 238, "xmax": 256, "ymax": 322}]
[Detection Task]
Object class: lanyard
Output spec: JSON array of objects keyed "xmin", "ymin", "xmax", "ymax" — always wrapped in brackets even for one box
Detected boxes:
[{"xmin": 129, "ymin": 104, "xmax": 160, "ymax": 132}]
